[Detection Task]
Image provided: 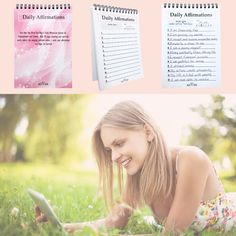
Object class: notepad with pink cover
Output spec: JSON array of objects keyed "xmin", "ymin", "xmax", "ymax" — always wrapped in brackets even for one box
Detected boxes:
[{"xmin": 14, "ymin": 4, "xmax": 72, "ymax": 88}]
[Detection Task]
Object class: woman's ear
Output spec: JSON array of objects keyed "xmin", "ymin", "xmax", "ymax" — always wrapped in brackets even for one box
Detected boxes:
[{"xmin": 144, "ymin": 124, "xmax": 155, "ymax": 142}]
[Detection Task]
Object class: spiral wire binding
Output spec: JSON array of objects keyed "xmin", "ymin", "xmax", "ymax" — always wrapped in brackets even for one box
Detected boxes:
[
  {"xmin": 163, "ymin": 3, "xmax": 218, "ymax": 9},
  {"xmin": 16, "ymin": 4, "xmax": 71, "ymax": 10},
  {"xmin": 93, "ymin": 4, "xmax": 138, "ymax": 14}
]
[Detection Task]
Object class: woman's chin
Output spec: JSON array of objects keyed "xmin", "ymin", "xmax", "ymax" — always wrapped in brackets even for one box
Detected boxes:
[
  {"xmin": 126, "ymin": 164, "xmax": 143, "ymax": 176},
  {"xmin": 126, "ymin": 167, "xmax": 138, "ymax": 176}
]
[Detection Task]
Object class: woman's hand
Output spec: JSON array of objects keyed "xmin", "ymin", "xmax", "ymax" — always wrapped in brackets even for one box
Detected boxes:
[{"xmin": 35, "ymin": 205, "xmax": 48, "ymax": 223}]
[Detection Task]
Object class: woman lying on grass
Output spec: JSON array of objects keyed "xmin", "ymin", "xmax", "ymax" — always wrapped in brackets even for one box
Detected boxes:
[{"xmin": 37, "ymin": 101, "xmax": 236, "ymax": 235}]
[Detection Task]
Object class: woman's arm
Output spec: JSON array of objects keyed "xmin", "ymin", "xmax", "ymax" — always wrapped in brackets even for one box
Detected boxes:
[
  {"xmin": 63, "ymin": 219, "xmax": 106, "ymax": 233},
  {"xmin": 63, "ymin": 203, "xmax": 132, "ymax": 233},
  {"xmin": 162, "ymin": 147, "xmax": 210, "ymax": 235}
]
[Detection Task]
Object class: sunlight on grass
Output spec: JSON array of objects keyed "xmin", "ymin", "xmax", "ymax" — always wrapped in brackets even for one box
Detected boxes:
[
  {"xmin": 0, "ymin": 163, "xmax": 98, "ymax": 186},
  {"xmin": 1, "ymin": 163, "xmax": 236, "ymax": 236}
]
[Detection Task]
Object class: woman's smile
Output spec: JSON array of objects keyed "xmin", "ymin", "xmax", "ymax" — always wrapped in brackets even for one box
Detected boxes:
[{"xmin": 119, "ymin": 157, "xmax": 132, "ymax": 168}]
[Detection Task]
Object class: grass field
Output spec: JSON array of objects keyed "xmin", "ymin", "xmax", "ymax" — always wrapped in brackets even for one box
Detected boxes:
[{"xmin": 0, "ymin": 163, "xmax": 236, "ymax": 236}]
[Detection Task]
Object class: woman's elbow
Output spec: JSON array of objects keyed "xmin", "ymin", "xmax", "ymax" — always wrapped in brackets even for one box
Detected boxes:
[{"xmin": 164, "ymin": 216, "xmax": 193, "ymax": 235}]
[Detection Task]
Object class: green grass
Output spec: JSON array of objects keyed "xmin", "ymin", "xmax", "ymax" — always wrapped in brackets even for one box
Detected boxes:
[{"xmin": 0, "ymin": 163, "xmax": 236, "ymax": 236}]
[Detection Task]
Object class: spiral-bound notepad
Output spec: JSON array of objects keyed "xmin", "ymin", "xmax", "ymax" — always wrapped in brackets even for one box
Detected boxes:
[
  {"xmin": 91, "ymin": 4, "xmax": 143, "ymax": 90},
  {"xmin": 162, "ymin": 3, "xmax": 220, "ymax": 88},
  {"xmin": 14, "ymin": 4, "xmax": 72, "ymax": 88}
]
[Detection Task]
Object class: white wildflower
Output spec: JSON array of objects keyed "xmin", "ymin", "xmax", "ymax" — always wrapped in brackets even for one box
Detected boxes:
[{"xmin": 10, "ymin": 207, "xmax": 19, "ymax": 217}]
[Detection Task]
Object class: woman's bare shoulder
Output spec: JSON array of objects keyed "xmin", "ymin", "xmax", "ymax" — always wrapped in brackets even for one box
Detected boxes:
[{"xmin": 177, "ymin": 146, "xmax": 211, "ymax": 170}]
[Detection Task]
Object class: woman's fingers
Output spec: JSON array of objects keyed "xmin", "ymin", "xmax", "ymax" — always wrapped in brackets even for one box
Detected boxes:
[
  {"xmin": 36, "ymin": 214, "xmax": 48, "ymax": 223},
  {"xmin": 34, "ymin": 205, "xmax": 48, "ymax": 223},
  {"xmin": 35, "ymin": 205, "xmax": 41, "ymax": 217}
]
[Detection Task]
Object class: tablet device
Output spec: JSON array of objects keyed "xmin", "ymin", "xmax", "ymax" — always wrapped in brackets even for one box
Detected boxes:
[{"xmin": 28, "ymin": 188, "xmax": 63, "ymax": 229}]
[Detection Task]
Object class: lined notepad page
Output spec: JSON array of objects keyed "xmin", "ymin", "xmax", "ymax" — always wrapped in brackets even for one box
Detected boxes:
[
  {"xmin": 92, "ymin": 5, "xmax": 143, "ymax": 90},
  {"xmin": 162, "ymin": 3, "xmax": 220, "ymax": 88}
]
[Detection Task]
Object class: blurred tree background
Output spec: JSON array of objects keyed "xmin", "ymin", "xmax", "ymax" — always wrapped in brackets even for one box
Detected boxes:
[
  {"xmin": 183, "ymin": 95, "xmax": 236, "ymax": 175},
  {"xmin": 0, "ymin": 94, "xmax": 236, "ymax": 176},
  {"xmin": 0, "ymin": 95, "xmax": 91, "ymax": 164}
]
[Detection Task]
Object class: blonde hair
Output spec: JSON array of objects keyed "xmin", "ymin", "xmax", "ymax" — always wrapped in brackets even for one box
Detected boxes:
[{"xmin": 92, "ymin": 101, "xmax": 175, "ymax": 210}]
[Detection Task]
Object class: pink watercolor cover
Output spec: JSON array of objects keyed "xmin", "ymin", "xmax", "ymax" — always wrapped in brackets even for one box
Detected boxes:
[{"xmin": 14, "ymin": 5, "xmax": 72, "ymax": 88}]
